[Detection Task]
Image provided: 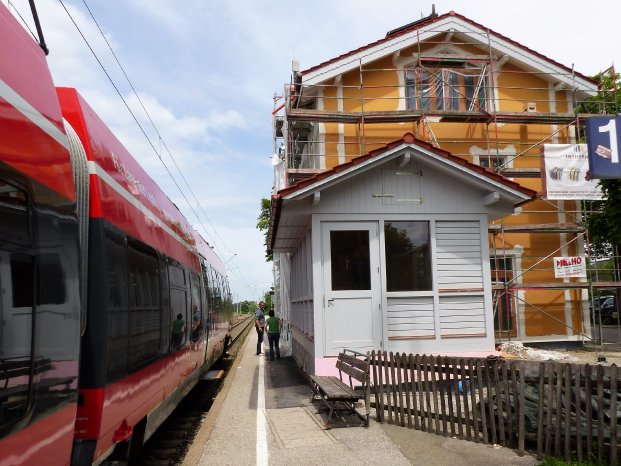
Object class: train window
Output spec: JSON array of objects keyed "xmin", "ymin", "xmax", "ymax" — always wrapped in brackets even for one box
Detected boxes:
[
  {"xmin": 168, "ymin": 263, "xmax": 185, "ymax": 288},
  {"xmin": 0, "ymin": 251, "xmax": 34, "ymax": 429},
  {"xmin": 0, "ymin": 179, "xmax": 30, "ymax": 239},
  {"xmin": 128, "ymin": 243, "xmax": 160, "ymax": 370},
  {"xmin": 106, "ymin": 233, "xmax": 129, "ymax": 381},
  {"xmin": 38, "ymin": 253, "xmax": 66, "ymax": 305},
  {"xmin": 169, "ymin": 261, "xmax": 188, "ymax": 351},
  {"xmin": 190, "ymin": 273, "xmax": 203, "ymax": 342},
  {"xmin": 169, "ymin": 288, "xmax": 187, "ymax": 350},
  {"xmin": 211, "ymin": 267, "xmax": 222, "ymax": 312}
]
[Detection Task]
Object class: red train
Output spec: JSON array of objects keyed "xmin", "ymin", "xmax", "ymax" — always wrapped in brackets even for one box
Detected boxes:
[{"xmin": 0, "ymin": 4, "xmax": 233, "ymax": 465}]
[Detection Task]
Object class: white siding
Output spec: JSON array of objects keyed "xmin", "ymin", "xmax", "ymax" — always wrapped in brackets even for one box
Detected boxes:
[
  {"xmin": 435, "ymin": 221, "xmax": 483, "ymax": 290},
  {"xmin": 435, "ymin": 220, "xmax": 487, "ymax": 337},
  {"xmin": 386, "ymin": 297, "xmax": 435, "ymax": 340},
  {"xmin": 313, "ymin": 157, "xmax": 490, "ymax": 216},
  {"xmin": 439, "ymin": 295, "xmax": 487, "ymax": 337},
  {"xmin": 290, "ymin": 231, "xmax": 314, "ymax": 339}
]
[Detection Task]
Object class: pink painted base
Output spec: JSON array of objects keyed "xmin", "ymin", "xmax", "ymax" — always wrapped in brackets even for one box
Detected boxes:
[{"xmin": 313, "ymin": 350, "xmax": 501, "ymax": 376}]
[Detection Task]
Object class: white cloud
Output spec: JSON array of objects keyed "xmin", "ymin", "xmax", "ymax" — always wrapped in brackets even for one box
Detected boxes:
[{"xmin": 6, "ymin": 0, "xmax": 620, "ymax": 300}]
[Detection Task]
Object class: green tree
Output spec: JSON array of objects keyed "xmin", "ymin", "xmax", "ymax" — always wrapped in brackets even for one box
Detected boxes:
[
  {"xmin": 240, "ymin": 300, "xmax": 257, "ymax": 314},
  {"xmin": 257, "ymin": 197, "xmax": 273, "ymax": 261},
  {"xmin": 581, "ymin": 69, "xmax": 621, "ymax": 257},
  {"xmin": 263, "ymin": 288, "xmax": 275, "ymax": 311},
  {"xmin": 579, "ymin": 69, "xmax": 621, "ymax": 314}
]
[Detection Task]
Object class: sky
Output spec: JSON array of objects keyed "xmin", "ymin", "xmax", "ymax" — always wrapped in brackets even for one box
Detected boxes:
[{"xmin": 4, "ymin": 0, "xmax": 620, "ymax": 301}]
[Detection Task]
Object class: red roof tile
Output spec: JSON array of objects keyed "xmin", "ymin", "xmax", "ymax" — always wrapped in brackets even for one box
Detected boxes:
[
  {"xmin": 269, "ymin": 133, "xmax": 537, "ymax": 252},
  {"xmin": 274, "ymin": 132, "xmax": 536, "ymax": 199}
]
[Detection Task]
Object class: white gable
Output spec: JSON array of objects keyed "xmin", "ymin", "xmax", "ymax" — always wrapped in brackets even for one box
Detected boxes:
[{"xmin": 301, "ymin": 15, "xmax": 596, "ymax": 95}]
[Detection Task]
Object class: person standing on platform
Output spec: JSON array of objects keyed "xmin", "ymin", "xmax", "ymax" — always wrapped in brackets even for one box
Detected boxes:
[
  {"xmin": 265, "ymin": 309, "xmax": 282, "ymax": 361},
  {"xmin": 255, "ymin": 301, "xmax": 266, "ymax": 355}
]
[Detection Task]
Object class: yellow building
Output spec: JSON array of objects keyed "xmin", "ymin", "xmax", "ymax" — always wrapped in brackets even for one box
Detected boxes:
[{"xmin": 273, "ymin": 10, "xmax": 612, "ymax": 346}]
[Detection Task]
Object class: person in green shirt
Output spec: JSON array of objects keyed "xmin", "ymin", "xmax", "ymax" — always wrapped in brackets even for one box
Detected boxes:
[
  {"xmin": 265, "ymin": 309, "xmax": 283, "ymax": 361},
  {"xmin": 171, "ymin": 313, "xmax": 185, "ymax": 349}
]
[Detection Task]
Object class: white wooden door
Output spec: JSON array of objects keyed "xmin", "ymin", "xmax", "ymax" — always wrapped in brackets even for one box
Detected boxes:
[{"xmin": 321, "ymin": 222, "xmax": 381, "ymax": 355}]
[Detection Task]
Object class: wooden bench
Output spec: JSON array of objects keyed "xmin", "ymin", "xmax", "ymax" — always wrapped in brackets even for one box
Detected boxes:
[{"xmin": 310, "ymin": 350, "xmax": 370, "ymax": 428}]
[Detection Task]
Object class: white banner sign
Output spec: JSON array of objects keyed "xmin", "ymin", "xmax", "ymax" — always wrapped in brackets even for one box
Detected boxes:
[
  {"xmin": 553, "ymin": 256, "xmax": 587, "ymax": 278},
  {"xmin": 542, "ymin": 144, "xmax": 603, "ymax": 200}
]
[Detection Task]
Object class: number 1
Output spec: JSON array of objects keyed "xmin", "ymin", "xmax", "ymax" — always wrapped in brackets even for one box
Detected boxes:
[{"xmin": 599, "ymin": 119, "xmax": 619, "ymax": 164}]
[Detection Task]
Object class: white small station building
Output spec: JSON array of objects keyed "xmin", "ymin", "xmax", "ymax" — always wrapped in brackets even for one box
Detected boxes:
[{"xmin": 269, "ymin": 134, "xmax": 536, "ymax": 375}]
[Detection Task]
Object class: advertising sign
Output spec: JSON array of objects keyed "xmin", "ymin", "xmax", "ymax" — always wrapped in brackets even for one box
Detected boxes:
[
  {"xmin": 553, "ymin": 256, "xmax": 587, "ymax": 278},
  {"xmin": 586, "ymin": 116, "xmax": 621, "ymax": 179},
  {"xmin": 541, "ymin": 144, "xmax": 602, "ymax": 200}
]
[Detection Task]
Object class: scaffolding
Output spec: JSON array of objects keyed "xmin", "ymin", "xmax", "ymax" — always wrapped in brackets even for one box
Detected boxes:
[{"xmin": 272, "ymin": 22, "xmax": 620, "ymax": 347}]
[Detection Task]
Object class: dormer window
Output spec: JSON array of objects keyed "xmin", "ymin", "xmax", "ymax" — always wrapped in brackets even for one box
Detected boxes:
[{"xmin": 405, "ymin": 60, "xmax": 489, "ymax": 112}]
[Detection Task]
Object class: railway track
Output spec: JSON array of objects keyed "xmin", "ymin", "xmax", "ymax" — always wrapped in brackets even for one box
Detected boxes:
[{"xmin": 133, "ymin": 314, "xmax": 254, "ymax": 466}]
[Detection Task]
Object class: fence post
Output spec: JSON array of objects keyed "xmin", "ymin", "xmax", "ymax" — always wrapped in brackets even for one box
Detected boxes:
[
  {"xmin": 476, "ymin": 360, "xmax": 489, "ymax": 444},
  {"xmin": 468, "ymin": 358, "xmax": 480, "ymax": 442},
  {"xmin": 452, "ymin": 357, "xmax": 464, "ymax": 439},
  {"xmin": 417, "ymin": 354, "xmax": 426, "ymax": 432},
  {"xmin": 445, "ymin": 356, "xmax": 455, "ymax": 438},
  {"xmin": 574, "ymin": 363, "xmax": 583, "ymax": 463},
  {"xmin": 412, "ymin": 354, "xmax": 421, "ymax": 430},
  {"xmin": 597, "ymin": 365, "xmax": 604, "ymax": 464},
  {"xmin": 396, "ymin": 353, "xmax": 406, "ymax": 427},
  {"xmin": 518, "ymin": 361, "xmax": 525, "ymax": 457},
  {"xmin": 610, "ymin": 364, "xmax": 618, "ymax": 466},
  {"xmin": 405, "ymin": 353, "xmax": 413, "ymax": 429},
  {"xmin": 376, "ymin": 350, "xmax": 385, "ymax": 423},
  {"xmin": 585, "ymin": 364, "xmax": 593, "ymax": 459},
  {"xmin": 536, "ymin": 362, "xmax": 545, "ymax": 460},
  {"xmin": 563, "ymin": 364, "xmax": 571, "ymax": 463}
]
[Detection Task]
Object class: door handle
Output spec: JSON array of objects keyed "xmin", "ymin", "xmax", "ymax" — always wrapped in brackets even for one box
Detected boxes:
[{"xmin": 327, "ymin": 299, "xmax": 334, "ymax": 307}]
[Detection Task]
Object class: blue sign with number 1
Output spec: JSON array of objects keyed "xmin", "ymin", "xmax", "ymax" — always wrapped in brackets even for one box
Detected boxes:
[{"xmin": 586, "ymin": 116, "xmax": 621, "ymax": 179}]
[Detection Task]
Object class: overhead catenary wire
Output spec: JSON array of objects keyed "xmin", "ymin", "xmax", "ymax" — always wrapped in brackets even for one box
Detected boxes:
[
  {"xmin": 56, "ymin": 0, "xmax": 232, "ymax": 262},
  {"xmin": 6, "ymin": 0, "xmax": 37, "ymax": 41},
  {"xmin": 77, "ymin": 0, "xmax": 235, "ymax": 261}
]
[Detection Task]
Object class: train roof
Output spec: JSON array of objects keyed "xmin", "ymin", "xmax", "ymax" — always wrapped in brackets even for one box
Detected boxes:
[
  {"xmin": 57, "ymin": 87, "xmax": 223, "ymax": 272},
  {"xmin": 0, "ymin": 3, "xmax": 74, "ymax": 202}
]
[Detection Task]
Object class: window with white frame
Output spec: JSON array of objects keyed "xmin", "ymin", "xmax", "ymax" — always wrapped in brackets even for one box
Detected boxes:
[
  {"xmin": 490, "ymin": 256, "xmax": 517, "ymax": 337},
  {"xmin": 405, "ymin": 61, "xmax": 489, "ymax": 112}
]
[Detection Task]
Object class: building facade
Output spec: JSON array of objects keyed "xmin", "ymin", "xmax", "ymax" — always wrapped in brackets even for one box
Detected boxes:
[{"xmin": 271, "ymin": 10, "xmax": 612, "ymax": 373}]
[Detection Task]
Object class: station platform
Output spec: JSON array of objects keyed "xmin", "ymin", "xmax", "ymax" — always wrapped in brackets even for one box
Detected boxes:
[{"xmin": 182, "ymin": 333, "xmax": 538, "ymax": 466}]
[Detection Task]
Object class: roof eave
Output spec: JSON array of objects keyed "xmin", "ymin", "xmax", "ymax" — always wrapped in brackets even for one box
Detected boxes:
[{"xmin": 300, "ymin": 14, "xmax": 596, "ymax": 93}]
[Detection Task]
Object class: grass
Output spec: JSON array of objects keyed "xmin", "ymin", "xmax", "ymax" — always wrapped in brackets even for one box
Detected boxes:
[{"xmin": 538, "ymin": 458, "xmax": 599, "ymax": 466}]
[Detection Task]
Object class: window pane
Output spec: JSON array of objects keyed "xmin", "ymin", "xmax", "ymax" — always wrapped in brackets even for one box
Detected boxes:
[
  {"xmin": 106, "ymin": 232, "xmax": 128, "ymax": 380},
  {"xmin": 384, "ymin": 222, "xmax": 431, "ymax": 291},
  {"xmin": 170, "ymin": 288, "xmax": 187, "ymax": 350},
  {"xmin": 0, "ymin": 180, "xmax": 29, "ymax": 238},
  {"xmin": 330, "ymin": 230, "xmax": 370, "ymax": 291},
  {"xmin": 128, "ymin": 244, "xmax": 160, "ymax": 369},
  {"xmin": 168, "ymin": 263, "xmax": 185, "ymax": 287},
  {"xmin": 490, "ymin": 257, "xmax": 515, "ymax": 334},
  {"xmin": 0, "ymin": 251, "xmax": 34, "ymax": 426},
  {"xmin": 405, "ymin": 68, "xmax": 416, "ymax": 110},
  {"xmin": 38, "ymin": 253, "xmax": 66, "ymax": 305}
]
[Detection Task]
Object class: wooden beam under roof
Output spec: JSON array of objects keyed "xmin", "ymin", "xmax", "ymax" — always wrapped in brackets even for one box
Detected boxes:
[
  {"xmin": 492, "ymin": 281, "xmax": 621, "ymax": 290},
  {"xmin": 489, "ymin": 223, "xmax": 585, "ymax": 233},
  {"xmin": 286, "ymin": 108, "xmax": 592, "ymax": 125}
]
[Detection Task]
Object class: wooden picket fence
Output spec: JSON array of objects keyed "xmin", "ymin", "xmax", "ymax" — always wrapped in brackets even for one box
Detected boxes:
[{"xmin": 369, "ymin": 351, "xmax": 620, "ymax": 465}]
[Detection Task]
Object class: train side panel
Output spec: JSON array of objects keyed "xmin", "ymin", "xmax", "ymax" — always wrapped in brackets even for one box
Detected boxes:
[
  {"xmin": 0, "ymin": 4, "xmax": 80, "ymax": 466},
  {"xmin": 57, "ymin": 89, "xmax": 216, "ymax": 464}
]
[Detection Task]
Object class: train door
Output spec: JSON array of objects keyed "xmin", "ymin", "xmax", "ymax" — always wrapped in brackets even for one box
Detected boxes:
[
  {"xmin": 168, "ymin": 261, "xmax": 188, "ymax": 351},
  {"xmin": 189, "ymin": 272, "xmax": 204, "ymax": 346}
]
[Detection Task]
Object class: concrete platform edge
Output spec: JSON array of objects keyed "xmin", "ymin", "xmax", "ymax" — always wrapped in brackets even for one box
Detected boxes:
[{"xmin": 182, "ymin": 333, "xmax": 250, "ymax": 466}]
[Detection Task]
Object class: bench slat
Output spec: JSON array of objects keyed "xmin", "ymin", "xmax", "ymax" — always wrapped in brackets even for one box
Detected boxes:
[
  {"xmin": 311, "ymin": 375, "xmax": 360, "ymax": 400},
  {"xmin": 338, "ymin": 353, "xmax": 369, "ymax": 372},
  {"xmin": 336, "ymin": 360, "xmax": 369, "ymax": 384}
]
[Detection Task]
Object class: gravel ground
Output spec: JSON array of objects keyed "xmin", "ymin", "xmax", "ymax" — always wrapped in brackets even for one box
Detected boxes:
[{"xmin": 499, "ymin": 341, "xmax": 621, "ymax": 366}]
